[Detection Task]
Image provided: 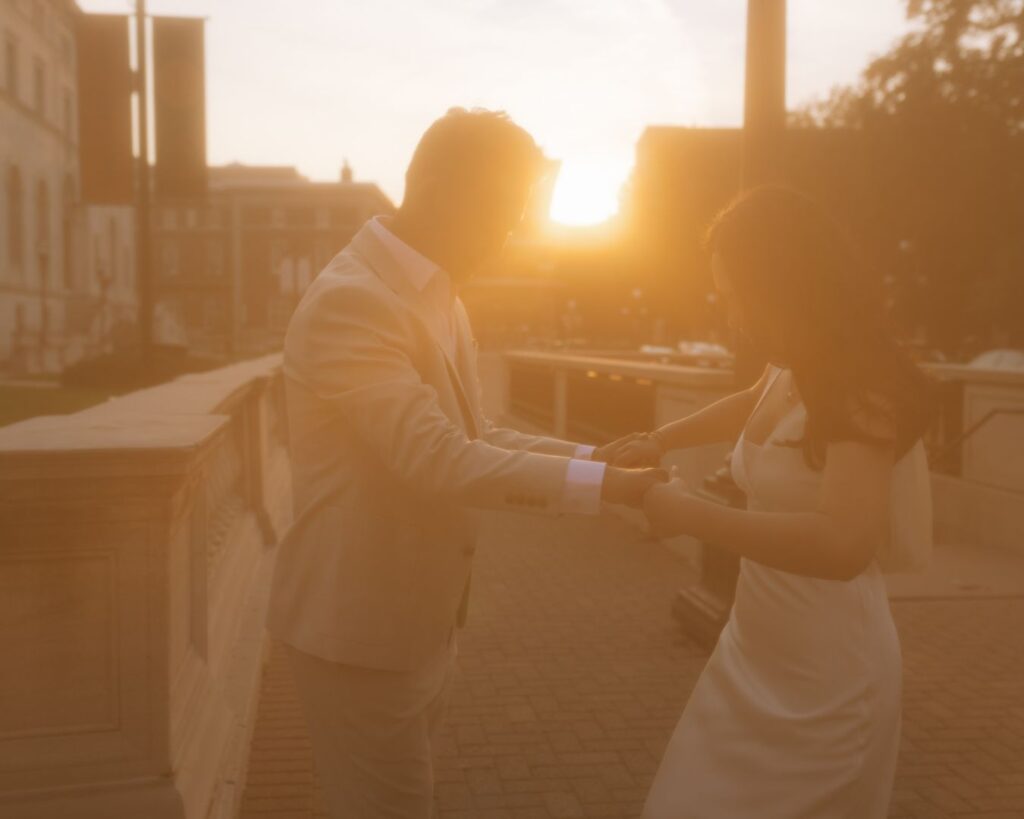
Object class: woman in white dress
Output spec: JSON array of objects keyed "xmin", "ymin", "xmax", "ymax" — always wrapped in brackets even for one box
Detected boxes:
[{"xmin": 597, "ymin": 187, "xmax": 936, "ymax": 818}]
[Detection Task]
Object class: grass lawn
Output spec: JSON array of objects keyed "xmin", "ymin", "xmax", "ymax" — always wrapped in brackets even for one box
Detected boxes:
[{"xmin": 0, "ymin": 384, "xmax": 119, "ymax": 428}]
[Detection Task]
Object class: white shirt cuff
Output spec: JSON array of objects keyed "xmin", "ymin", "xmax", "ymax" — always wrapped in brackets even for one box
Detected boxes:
[
  {"xmin": 561, "ymin": 458, "xmax": 606, "ymax": 515},
  {"xmin": 574, "ymin": 444, "xmax": 595, "ymax": 460}
]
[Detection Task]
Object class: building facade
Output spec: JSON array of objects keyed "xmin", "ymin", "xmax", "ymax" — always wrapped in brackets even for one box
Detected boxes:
[
  {"xmin": 0, "ymin": 0, "xmax": 135, "ymax": 374},
  {"xmin": 152, "ymin": 164, "xmax": 394, "ymax": 354}
]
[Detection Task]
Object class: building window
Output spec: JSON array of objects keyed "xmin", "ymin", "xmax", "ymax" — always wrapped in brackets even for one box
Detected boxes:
[
  {"xmin": 5, "ymin": 37, "xmax": 18, "ymax": 99},
  {"xmin": 161, "ymin": 241, "xmax": 179, "ymax": 278},
  {"xmin": 62, "ymin": 174, "xmax": 75, "ymax": 289},
  {"xmin": 33, "ymin": 56, "xmax": 45, "ymax": 116},
  {"xmin": 108, "ymin": 216, "xmax": 119, "ymax": 285},
  {"xmin": 91, "ymin": 238, "xmax": 103, "ymax": 290},
  {"xmin": 7, "ymin": 166, "xmax": 24, "ymax": 270},
  {"xmin": 330, "ymin": 206, "xmax": 356, "ymax": 228},
  {"xmin": 36, "ymin": 179, "xmax": 50, "ymax": 285},
  {"xmin": 62, "ymin": 88, "xmax": 72, "ymax": 137},
  {"xmin": 242, "ymin": 206, "xmax": 271, "ymax": 227},
  {"xmin": 287, "ymin": 207, "xmax": 315, "ymax": 227},
  {"xmin": 207, "ymin": 239, "xmax": 225, "ymax": 276}
]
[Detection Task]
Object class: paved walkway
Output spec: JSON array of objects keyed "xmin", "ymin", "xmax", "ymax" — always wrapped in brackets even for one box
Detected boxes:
[{"xmin": 241, "ymin": 512, "xmax": 1024, "ymax": 819}]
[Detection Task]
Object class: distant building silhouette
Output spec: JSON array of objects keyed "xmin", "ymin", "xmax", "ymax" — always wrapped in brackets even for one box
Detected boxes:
[
  {"xmin": 0, "ymin": 2, "xmax": 136, "ymax": 374},
  {"xmin": 151, "ymin": 163, "xmax": 393, "ymax": 354}
]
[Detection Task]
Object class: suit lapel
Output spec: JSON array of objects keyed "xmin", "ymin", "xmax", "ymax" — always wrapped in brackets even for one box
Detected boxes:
[
  {"xmin": 452, "ymin": 299, "xmax": 484, "ymax": 423},
  {"xmin": 348, "ymin": 223, "xmax": 481, "ymax": 439}
]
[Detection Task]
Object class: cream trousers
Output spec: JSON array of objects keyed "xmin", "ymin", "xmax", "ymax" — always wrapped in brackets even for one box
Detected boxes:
[{"xmin": 285, "ymin": 636, "xmax": 457, "ymax": 818}]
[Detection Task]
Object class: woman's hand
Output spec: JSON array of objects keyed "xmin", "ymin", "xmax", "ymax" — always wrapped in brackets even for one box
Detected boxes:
[
  {"xmin": 593, "ymin": 432, "xmax": 664, "ymax": 467},
  {"xmin": 643, "ymin": 475, "xmax": 693, "ymax": 539},
  {"xmin": 592, "ymin": 432, "xmax": 641, "ymax": 463}
]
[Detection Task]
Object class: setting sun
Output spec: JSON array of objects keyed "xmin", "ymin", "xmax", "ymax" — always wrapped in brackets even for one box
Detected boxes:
[{"xmin": 548, "ymin": 158, "xmax": 630, "ymax": 227}]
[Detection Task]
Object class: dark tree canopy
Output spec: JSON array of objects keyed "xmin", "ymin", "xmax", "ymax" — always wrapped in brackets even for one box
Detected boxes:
[{"xmin": 796, "ymin": 0, "xmax": 1024, "ymax": 353}]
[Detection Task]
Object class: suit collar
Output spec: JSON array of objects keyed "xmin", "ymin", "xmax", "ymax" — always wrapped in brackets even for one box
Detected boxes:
[
  {"xmin": 348, "ymin": 220, "xmax": 417, "ymax": 300},
  {"xmin": 367, "ymin": 216, "xmax": 443, "ymax": 293},
  {"xmin": 348, "ymin": 220, "xmax": 481, "ymax": 439}
]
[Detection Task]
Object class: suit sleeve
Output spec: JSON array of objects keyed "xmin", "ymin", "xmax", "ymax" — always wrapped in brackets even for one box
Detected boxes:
[
  {"xmin": 479, "ymin": 419, "xmax": 583, "ymax": 457},
  {"xmin": 285, "ymin": 285, "xmax": 573, "ymax": 515}
]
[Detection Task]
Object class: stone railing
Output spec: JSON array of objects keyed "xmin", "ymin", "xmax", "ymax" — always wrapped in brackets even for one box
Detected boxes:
[
  {"xmin": 500, "ymin": 350, "xmax": 1024, "ymax": 555},
  {"xmin": 0, "ymin": 354, "xmax": 290, "ymax": 819},
  {"xmin": 923, "ymin": 363, "xmax": 1024, "ymax": 555},
  {"xmin": 501, "ymin": 348, "xmax": 735, "ymax": 502}
]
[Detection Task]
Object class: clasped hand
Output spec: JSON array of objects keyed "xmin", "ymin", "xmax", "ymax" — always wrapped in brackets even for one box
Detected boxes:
[
  {"xmin": 595, "ymin": 433, "xmax": 694, "ymax": 535},
  {"xmin": 600, "ymin": 465, "xmax": 669, "ymax": 508},
  {"xmin": 593, "ymin": 432, "xmax": 664, "ymax": 468}
]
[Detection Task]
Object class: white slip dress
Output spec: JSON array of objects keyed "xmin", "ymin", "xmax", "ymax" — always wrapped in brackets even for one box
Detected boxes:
[{"xmin": 642, "ymin": 367, "xmax": 903, "ymax": 818}]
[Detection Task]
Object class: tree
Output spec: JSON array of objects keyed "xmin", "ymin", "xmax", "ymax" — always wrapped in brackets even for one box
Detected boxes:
[{"xmin": 797, "ymin": 0, "xmax": 1024, "ymax": 353}]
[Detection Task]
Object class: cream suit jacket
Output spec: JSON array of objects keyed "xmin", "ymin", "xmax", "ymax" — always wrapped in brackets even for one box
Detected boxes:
[{"xmin": 268, "ymin": 222, "xmax": 583, "ymax": 671}]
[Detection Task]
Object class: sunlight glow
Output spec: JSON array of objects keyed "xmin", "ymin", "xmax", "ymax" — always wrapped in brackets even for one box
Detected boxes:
[{"xmin": 548, "ymin": 159, "xmax": 629, "ymax": 227}]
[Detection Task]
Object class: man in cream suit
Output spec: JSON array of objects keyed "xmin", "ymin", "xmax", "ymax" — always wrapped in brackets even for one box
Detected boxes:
[{"xmin": 268, "ymin": 108, "xmax": 665, "ymax": 818}]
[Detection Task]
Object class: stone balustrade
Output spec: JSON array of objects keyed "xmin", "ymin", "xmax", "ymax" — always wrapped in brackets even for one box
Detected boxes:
[
  {"xmin": 924, "ymin": 363, "xmax": 1024, "ymax": 555},
  {"xmin": 0, "ymin": 354, "xmax": 290, "ymax": 819}
]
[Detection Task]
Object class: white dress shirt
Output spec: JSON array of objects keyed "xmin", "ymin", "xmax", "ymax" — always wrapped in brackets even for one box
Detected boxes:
[{"xmin": 369, "ymin": 217, "xmax": 605, "ymax": 514}]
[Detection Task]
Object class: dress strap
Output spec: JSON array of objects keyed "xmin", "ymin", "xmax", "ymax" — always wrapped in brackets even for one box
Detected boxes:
[
  {"xmin": 740, "ymin": 366, "xmax": 785, "ymax": 444},
  {"xmin": 756, "ymin": 366, "xmax": 785, "ymax": 412}
]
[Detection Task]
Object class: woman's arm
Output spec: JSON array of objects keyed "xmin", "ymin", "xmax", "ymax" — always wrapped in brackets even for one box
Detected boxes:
[
  {"xmin": 654, "ymin": 369, "xmax": 770, "ymax": 450},
  {"xmin": 595, "ymin": 366, "xmax": 773, "ymax": 466},
  {"xmin": 643, "ymin": 437, "xmax": 895, "ymax": 581}
]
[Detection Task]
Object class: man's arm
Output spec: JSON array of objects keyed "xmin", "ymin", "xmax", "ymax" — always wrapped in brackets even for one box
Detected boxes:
[
  {"xmin": 480, "ymin": 419, "xmax": 593, "ymax": 459},
  {"xmin": 288, "ymin": 284, "xmax": 659, "ymax": 513}
]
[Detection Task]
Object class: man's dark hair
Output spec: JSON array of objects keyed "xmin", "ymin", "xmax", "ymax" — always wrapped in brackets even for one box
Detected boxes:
[{"xmin": 404, "ymin": 107, "xmax": 545, "ymax": 200}]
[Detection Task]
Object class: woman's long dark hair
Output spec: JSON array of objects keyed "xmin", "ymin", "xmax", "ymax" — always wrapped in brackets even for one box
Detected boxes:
[{"xmin": 706, "ymin": 186, "xmax": 936, "ymax": 469}]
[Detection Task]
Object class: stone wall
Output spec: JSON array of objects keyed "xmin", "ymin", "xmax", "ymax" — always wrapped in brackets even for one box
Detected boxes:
[{"xmin": 0, "ymin": 354, "xmax": 289, "ymax": 818}]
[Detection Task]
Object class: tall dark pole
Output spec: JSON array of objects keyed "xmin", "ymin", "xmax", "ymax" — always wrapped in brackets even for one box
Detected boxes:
[
  {"xmin": 742, "ymin": 0, "xmax": 788, "ymax": 190},
  {"xmin": 135, "ymin": 0, "xmax": 153, "ymax": 357},
  {"xmin": 673, "ymin": 0, "xmax": 789, "ymax": 649},
  {"xmin": 734, "ymin": 0, "xmax": 787, "ymax": 389}
]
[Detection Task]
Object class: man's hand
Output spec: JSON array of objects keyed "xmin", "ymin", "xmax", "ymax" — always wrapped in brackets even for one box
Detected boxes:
[
  {"xmin": 593, "ymin": 432, "xmax": 664, "ymax": 468},
  {"xmin": 600, "ymin": 466, "xmax": 669, "ymax": 508}
]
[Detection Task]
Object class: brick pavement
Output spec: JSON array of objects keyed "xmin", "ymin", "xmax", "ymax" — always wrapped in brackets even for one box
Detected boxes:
[{"xmin": 241, "ymin": 512, "xmax": 1024, "ymax": 819}]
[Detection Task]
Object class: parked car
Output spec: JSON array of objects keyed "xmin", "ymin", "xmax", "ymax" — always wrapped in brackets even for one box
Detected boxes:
[
  {"xmin": 639, "ymin": 341, "xmax": 733, "ymax": 369},
  {"xmin": 968, "ymin": 349, "xmax": 1024, "ymax": 371}
]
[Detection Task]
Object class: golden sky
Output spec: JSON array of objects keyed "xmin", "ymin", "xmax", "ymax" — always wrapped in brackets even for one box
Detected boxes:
[{"xmin": 79, "ymin": 0, "xmax": 910, "ymax": 225}]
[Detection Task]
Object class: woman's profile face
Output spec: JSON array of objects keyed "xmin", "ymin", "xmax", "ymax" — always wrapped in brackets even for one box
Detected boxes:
[
  {"xmin": 712, "ymin": 251, "xmax": 786, "ymax": 363},
  {"xmin": 711, "ymin": 252, "xmax": 745, "ymax": 334}
]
